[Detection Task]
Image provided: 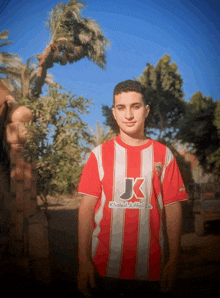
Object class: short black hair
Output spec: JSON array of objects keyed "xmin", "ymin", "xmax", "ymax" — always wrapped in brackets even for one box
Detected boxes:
[{"xmin": 113, "ymin": 80, "xmax": 146, "ymax": 105}]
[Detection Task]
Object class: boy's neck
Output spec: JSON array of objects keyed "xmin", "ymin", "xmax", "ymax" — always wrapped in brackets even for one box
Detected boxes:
[{"xmin": 119, "ymin": 131, "xmax": 149, "ymax": 146}]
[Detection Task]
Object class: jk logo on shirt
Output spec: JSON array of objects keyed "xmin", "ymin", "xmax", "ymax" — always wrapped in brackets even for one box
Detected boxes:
[{"xmin": 120, "ymin": 178, "xmax": 145, "ymax": 200}]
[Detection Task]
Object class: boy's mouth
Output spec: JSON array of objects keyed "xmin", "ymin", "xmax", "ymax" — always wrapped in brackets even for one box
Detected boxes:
[{"xmin": 124, "ymin": 122, "xmax": 136, "ymax": 126}]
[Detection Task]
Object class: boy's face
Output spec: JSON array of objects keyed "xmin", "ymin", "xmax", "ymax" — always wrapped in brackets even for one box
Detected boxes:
[{"xmin": 112, "ymin": 91, "xmax": 150, "ymax": 138}]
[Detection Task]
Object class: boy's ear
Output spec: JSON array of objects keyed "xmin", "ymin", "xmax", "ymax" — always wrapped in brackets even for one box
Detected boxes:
[
  {"xmin": 112, "ymin": 107, "xmax": 116, "ymax": 120},
  {"xmin": 145, "ymin": 105, "xmax": 150, "ymax": 118}
]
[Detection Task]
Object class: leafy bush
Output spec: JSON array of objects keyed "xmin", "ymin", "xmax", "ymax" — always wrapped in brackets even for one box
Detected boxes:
[{"xmin": 21, "ymin": 83, "xmax": 92, "ymax": 199}]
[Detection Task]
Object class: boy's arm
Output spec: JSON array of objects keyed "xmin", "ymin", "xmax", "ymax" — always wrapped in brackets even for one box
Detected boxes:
[
  {"xmin": 78, "ymin": 194, "xmax": 99, "ymax": 297},
  {"xmin": 161, "ymin": 201, "xmax": 182, "ymax": 292}
]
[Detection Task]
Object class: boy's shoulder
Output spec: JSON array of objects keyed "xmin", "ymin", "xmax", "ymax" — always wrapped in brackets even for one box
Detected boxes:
[
  {"xmin": 91, "ymin": 137, "xmax": 115, "ymax": 153},
  {"xmin": 151, "ymin": 139, "xmax": 171, "ymax": 150},
  {"xmin": 151, "ymin": 139, "xmax": 174, "ymax": 160}
]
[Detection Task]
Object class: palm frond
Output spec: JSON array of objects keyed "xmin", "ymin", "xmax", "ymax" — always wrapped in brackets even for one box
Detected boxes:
[
  {"xmin": 9, "ymin": 76, "xmax": 21, "ymax": 88},
  {"xmin": 46, "ymin": 2, "xmax": 66, "ymax": 38},
  {"xmin": 44, "ymin": 72, "xmax": 54, "ymax": 85},
  {"xmin": 25, "ymin": 56, "xmax": 35, "ymax": 68},
  {"xmin": 81, "ymin": 18, "xmax": 102, "ymax": 38},
  {"xmin": 29, "ymin": 68, "xmax": 38, "ymax": 82},
  {"xmin": 0, "ymin": 30, "xmax": 10, "ymax": 41},
  {"xmin": 0, "ymin": 66, "xmax": 22, "ymax": 77},
  {"xmin": 78, "ymin": 32, "xmax": 92, "ymax": 44},
  {"xmin": 66, "ymin": 0, "xmax": 85, "ymax": 20},
  {"xmin": 0, "ymin": 41, "xmax": 13, "ymax": 48},
  {"xmin": 0, "ymin": 78, "xmax": 15, "ymax": 93},
  {"xmin": 0, "ymin": 53, "xmax": 21, "ymax": 67},
  {"xmin": 89, "ymin": 121, "xmax": 116, "ymax": 147},
  {"xmin": 46, "ymin": 0, "xmax": 109, "ymax": 60},
  {"xmin": 33, "ymin": 1, "xmax": 109, "ymax": 97}
]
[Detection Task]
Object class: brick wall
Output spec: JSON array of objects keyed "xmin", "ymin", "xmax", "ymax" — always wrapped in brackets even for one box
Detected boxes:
[{"xmin": 0, "ymin": 89, "xmax": 50, "ymax": 282}]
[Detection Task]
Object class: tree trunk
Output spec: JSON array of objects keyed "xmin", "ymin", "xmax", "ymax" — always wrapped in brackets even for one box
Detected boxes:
[
  {"xmin": 31, "ymin": 44, "xmax": 54, "ymax": 98},
  {"xmin": 159, "ymin": 112, "xmax": 164, "ymax": 139},
  {"xmin": 31, "ymin": 40, "xmax": 86, "ymax": 99},
  {"xmin": 21, "ymin": 69, "xmax": 30, "ymax": 98}
]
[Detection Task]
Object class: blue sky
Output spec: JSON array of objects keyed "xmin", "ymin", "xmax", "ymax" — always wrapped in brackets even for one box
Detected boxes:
[{"xmin": 0, "ymin": 0, "xmax": 220, "ymax": 132}]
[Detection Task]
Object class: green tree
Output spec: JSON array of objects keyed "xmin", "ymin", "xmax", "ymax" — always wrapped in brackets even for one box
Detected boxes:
[
  {"xmin": 0, "ymin": 30, "xmax": 20, "ymax": 179},
  {"xmin": 0, "ymin": 30, "xmax": 20, "ymax": 93},
  {"xmin": 21, "ymin": 83, "xmax": 92, "ymax": 208},
  {"xmin": 159, "ymin": 139, "xmax": 194, "ymax": 190},
  {"xmin": 0, "ymin": 30, "xmax": 17, "ymax": 66},
  {"xmin": 89, "ymin": 120, "xmax": 116, "ymax": 148},
  {"xmin": 208, "ymin": 101, "xmax": 220, "ymax": 182},
  {"xmin": 0, "ymin": 30, "xmax": 53, "ymax": 100},
  {"xmin": 101, "ymin": 104, "xmax": 119, "ymax": 135},
  {"xmin": 137, "ymin": 54, "xmax": 186, "ymax": 140},
  {"xmin": 32, "ymin": 0, "xmax": 110, "ymax": 97},
  {"xmin": 1, "ymin": 56, "xmax": 53, "ymax": 101},
  {"xmin": 176, "ymin": 91, "xmax": 219, "ymax": 173}
]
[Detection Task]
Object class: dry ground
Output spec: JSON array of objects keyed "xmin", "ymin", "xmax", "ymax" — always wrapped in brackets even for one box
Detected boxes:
[
  {"xmin": 43, "ymin": 196, "xmax": 220, "ymax": 297},
  {"xmin": 1, "ymin": 196, "xmax": 220, "ymax": 297}
]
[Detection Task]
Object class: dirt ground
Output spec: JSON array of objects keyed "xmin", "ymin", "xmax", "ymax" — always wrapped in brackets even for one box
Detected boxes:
[
  {"xmin": 45, "ymin": 196, "xmax": 220, "ymax": 297},
  {"xmin": 1, "ymin": 196, "xmax": 220, "ymax": 297}
]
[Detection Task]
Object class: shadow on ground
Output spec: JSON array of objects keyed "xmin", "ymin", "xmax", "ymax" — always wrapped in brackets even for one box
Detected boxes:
[
  {"xmin": 1, "ymin": 202, "xmax": 220, "ymax": 297},
  {"xmin": 182, "ymin": 200, "xmax": 195, "ymax": 234}
]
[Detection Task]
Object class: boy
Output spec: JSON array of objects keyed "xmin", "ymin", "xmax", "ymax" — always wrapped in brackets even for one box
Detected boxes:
[{"xmin": 77, "ymin": 80, "xmax": 188, "ymax": 297}]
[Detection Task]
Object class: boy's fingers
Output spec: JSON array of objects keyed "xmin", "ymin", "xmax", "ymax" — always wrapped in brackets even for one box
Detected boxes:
[
  {"xmin": 81, "ymin": 287, "xmax": 92, "ymax": 298},
  {"xmin": 78, "ymin": 282, "xmax": 93, "ymax": 298},
  {"xmin": 90, "ymin": 272, "xmax": 97, "ymax": 288},
  {"xmin": 160, "ymin": 273, "xmax": 169, "ymax": 293}
]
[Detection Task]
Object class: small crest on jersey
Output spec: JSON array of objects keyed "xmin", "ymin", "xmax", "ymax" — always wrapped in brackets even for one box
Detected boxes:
[
  {"xmin": 179, "ymin": 184, "xmax": 186, "ymax": 192},
  {"xmin": 155, "ymin": 162, "xmax": 163, "ymax": 176}
]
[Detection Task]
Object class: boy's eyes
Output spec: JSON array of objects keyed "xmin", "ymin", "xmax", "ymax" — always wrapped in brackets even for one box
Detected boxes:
[{"xmin": 117, "ymin": 105, "xmax": 141, "ymax": 110}]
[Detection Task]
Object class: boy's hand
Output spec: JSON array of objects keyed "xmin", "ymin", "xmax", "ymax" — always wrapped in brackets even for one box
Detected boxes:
[
  {"xmin": 160, "ymin": 258, "xmax": 178, "ymax": 293},
  {"xmin": 78, "ymin": 260, "xmax": 97, "ymax": 297}
]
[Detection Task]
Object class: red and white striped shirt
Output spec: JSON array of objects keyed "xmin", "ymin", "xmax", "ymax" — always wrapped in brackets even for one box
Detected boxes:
[{"xmin": 78, "ymin": 135, "xmax": 188, "ymax": 281}]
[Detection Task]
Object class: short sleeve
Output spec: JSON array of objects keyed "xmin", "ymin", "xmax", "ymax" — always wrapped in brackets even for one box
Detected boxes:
[
  {"xmin": 78, "ymin": 152, "xmax": 102, "ymax": 198},
  {"xmin": 161, "ymin": 156, "xmax": 188, "ymax": 206}
]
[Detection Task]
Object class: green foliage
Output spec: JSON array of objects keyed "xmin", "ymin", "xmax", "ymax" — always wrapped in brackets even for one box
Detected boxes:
[
  {"xmin": 212, "ymin": 100, "xmax": 220, "ymax": 133},
  {"xmin": 101, "ymin": 104, "xmax": 119, "ymax": 134},
  {"xmin": 158, "ymin": 139, "xmax": 194, "ymax": 189},
  {"xmin": 21, "ymin": 83, "xmax": 92, "ymax": 196},
  {"xmin": 208, "ymin": 101, "xmax": 220, "ymax": 182},
  {"xmin": 0, "ymin": 30, "xmax": 21, "ymax": 93},
  {"xmin": 0, "ymin": 34, "xmax": 53, "ymax": 100},
  {"xmin": 89, "ymin": 120, "xmax": 116, "ymax": 148},
  {"xmin": 176, "ymin": 91, "xmax": 219, "ymax": 173},
  {"xmin": 0, "ymin": 30, "xmax": 13, "ymax": 49},
  {"xmin": 137, "ymin": 53, "xmax": 186, "ymax": 139},
  {"xmin": 189, "ymin": 91, "xmax": 211, "ymax": 112},
  {"xmin": 32, "ymin": 0, "xmax": 110, "ymax": 98},
  {"xmin": 45, "ymin": 0, "xmax": 110, "ymax": 68}
]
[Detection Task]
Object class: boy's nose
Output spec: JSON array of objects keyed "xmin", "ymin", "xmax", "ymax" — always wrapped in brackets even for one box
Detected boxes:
[{"xmin": 125, "ymin": 108, "xmax": 134, "ymax": 119}]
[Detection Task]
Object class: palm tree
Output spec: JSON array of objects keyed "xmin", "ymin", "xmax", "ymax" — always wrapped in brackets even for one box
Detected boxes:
[
  {"xmin": 32, "ymin": 0, "xmax": 110, "ymax": 98},
  {"xmin": 0, "ymin": 30, "xmax": 17, "ymax": 65},
  {"xmin": 0, "ymin": 30, "xmax": 53, "ymax": 100},
  {"xmin": 89, "ymin": 121, "xmax": 116, "ymax": 148},
  {"xmin": 1, "ymin": 56, "xmax": 54, "ymax": 101},
  {"xmin": 0, "ymin": 30, "xmax": 21, "ymax": 93},
  {"xmin": 1, "ymin": 56, "xmax": 54, "ymax": 100}
]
